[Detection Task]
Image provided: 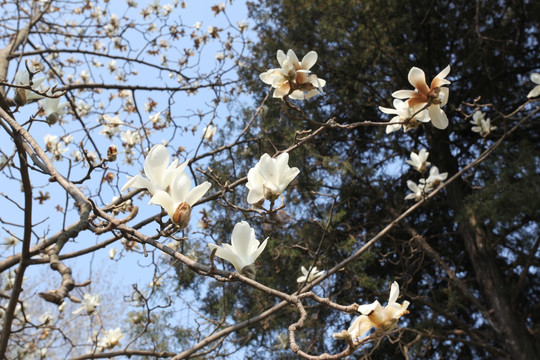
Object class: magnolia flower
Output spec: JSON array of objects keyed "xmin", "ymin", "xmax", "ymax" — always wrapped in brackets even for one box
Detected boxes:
[
  {"xmin": 208, "ymin": 221, "xmax": 268, "ymax": 279},
  {"xmin": 121, "ymin": 130, "xmax": 141, "ymax": 146},
  {"xmin": 202, "ymin": 125, "xmax": 217, "ymax": 141},
  {"xmin": 42, "ymin": 91, "xmax": 69, "ymax": 125},
  {"xmin": 470, "ymin": 111, "xmax": 496, "ymax": 137},
  {"xmin": 296, "ymin": 266, "xmax": 325, "ymax": 283},
  {"xmin": 379, "ymin": 99, "xmax": 430, "ymax": 134},
  {"xmin": 347, "ymin": 282, "xmax": 409, "ymax": 339},
  {"xmin": 259, "ymin": 49, "xmax": 326, "ymax": 100},
  {"xmin": 73, "ymin": 293, "xmax": 101, "ymax": 315},
  {"xmin": 393, "ymin": 65, "xmax": 451, "ymax": 130},
  {"xmin": 527, "ymin": 73, "xmax": 540, "ymax": 98},
  {"xmin": 421, "ymin": 166, "xmax": 448, "ymax": 191},
  {"xmin": 99, "ymin": 114, "xmax": 124, "ymax": 138},
  {"xmin": 109, "ymin": 247, "xmax": 117, "ymax": 259},
  {"xmin": 98, "ymin": 328, "xmax": 125, "ymax": 350},
  {"xmin": 121, "ymin": 144, "xmax": 188, "ymax": 196},
  {"xmin": 404, "ymin": 180, "xmax": 425, "ymax": 201},
  {"xmin": 406, "ymin": 149, "xmax": 430, "ymax": 173},
  {"xmin": 246, "ymin": 153, "xmax": 300, "ymax": 204},
  {"xmin": 44, "ymin": 134, "xmax": 68, "ymax": 161},
  {"xmin": 14, "ymin": 69, "xmax": 46, "ymax": 105},
  {"xmin": 149, "ymin": 173, "xmax": 211, "ymax": 229}
]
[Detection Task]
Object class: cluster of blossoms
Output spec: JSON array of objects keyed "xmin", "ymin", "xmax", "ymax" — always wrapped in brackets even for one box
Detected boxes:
[
  {"xmin": 333, "ymin": 282, "xmax": 409, "ymax": 340},
  {"xmin": 122, "ymin": 144, "xmax": 211, "ymax": 229},
  {"xmin": 405, "ymin": 149, "xmax": 448, "ymax": 201},
  {"xmin": 260, "ymin": 49, "xmax": 326, "ymax": 100},
  {"xmin": 381, "ymin": 65, "xmax": 451, "ymax": 132},
  {"xmin": 14, "ymin": 68, "xmax": 68, "ymax": 125}
]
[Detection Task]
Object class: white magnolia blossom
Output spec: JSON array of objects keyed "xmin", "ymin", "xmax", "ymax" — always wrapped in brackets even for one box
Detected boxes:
[
  {"xmin": 260, "ymin": 49, "xmax": 326, "ymax": 100},
  {"xmin": 406, "ymin": 149, "xmax": 430, "ymax": 173},
  {"xmin": 527, "ymin": 72, "xmax": 540, "ymax": 98},
  {"xmin": 149, "ymin": 172, "xmax": 211, "ymax": 229},
  {"xmin": 333, "ymin": 282, "xmax": 410, "ymax": 340},
  {"xmin": 405, "ymin": 180, "xmax": 425, "ymax": 202},
  {"xmin": 470, "ymin": 111, "xmax": 496, "ymax": 137},
  {"xmin": 98, "ymin": 328, "xmax": 125, "ymax": 350},
  {"xmin": 421, "ymin": 166, "xmax": 448, "ymax": 191},
  {"xmin": 208, "ymin": 221, "xmax": 268, "ymax": 279},
  {"xmin": 121, "ymin": 130, "xmax": 141, "ymax": 146},
  {"xmin": 202, "ymin": 125, "xmax": 217, "ymax": 141},
  {"xmin": 99, "ymin": 114, "xmax": 124, "ymax": 138},
  {"xmin": 73, "ymin": 293, "xmax": 101, "ymax": 315},
  {"xmin": 14, "ymin": 68, "xmax": 46, "ymax": 105},
  {"xmin": 42, "ymin": 91, "xmax": 69, "ymax": 124},
  {"xmin": 296, "ymin": 266, "xmax": 326, "ymax": 283},
  {"xmin": 44, "ymin": 134, "xmax": 68, "ymax": 161},
  {"xmin": 122, "ymin": 144, "xmax": 188, "ymax": 196},
  {"xmin": 246, "ymin": 153, "xmax": 300, "ymax": 204},
  {"xmin": 3, "ymin": 236, "xmax": 19, "ymax": 248},
  {"xmin": 109, "ymin": 247, "xmax": 117, "ymax": 259},
  {"xmin": 393, "ymin": 65, "xmax": 451, "ymax": 130},
  {"xmin": 379, "ymin": 99, "xmax": 430, "ymax": 134}
]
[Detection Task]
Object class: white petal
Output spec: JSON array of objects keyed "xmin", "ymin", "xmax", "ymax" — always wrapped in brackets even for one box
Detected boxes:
[
  {"xmin": 408, "ymin": 67, "xmax": 428, "ymax": 91},
  {"xmin": 428, "ymin": 106, "xmax": 449, "ymax": 130},
  {"xmin": 392, "ymin": 90, "xmax": 416, "ymax": 99},
  {"xmin": 388, "ymin": 281, "xmax": 399, "ymax": 304},
  {"xmin": 358, "ymin": 300, "xmax": 380, "ymax": 315},
  {"xmin": 121, "ymin": 175, "xmax": 152, "ymax": 193},
  {"xmin": 144, "ymin": 145, "xmax": 170, "ymax": 186},
  {"xmin": 286, "ymin": 49, "xmax": 299, "ymax": 66},
  {"xmin": 527, "ymin": 85, "xmax": 540, "ymax": 98},
  {"xmin": 436, "ymin": 65, "xmax": 451, "ymax": 80},
  {"xmin": 185, "ymin": 181, "xmax": 211, "ymax": 206},
  {"xmin": 300, "ymin": 51, "xmax": 317, "ymax": 70},
  {"xmin": 276, "ymin": 50, "xmax": 286, "ymax": 68},
  {"xmin": 149, "ymin": 190, "xmax": 175, "ymax": 218}
]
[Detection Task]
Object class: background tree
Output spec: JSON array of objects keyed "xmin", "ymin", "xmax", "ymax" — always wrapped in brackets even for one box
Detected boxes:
[
  {"xmin": 196, "ymin": 0, "xmax": 540, "ymax": 359},
  {"xmin": 0, "ymin": 0, "xmax": 538, "ymax": 359}
]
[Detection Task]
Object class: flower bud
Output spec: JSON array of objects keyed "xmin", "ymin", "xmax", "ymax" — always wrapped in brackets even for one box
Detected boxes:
[
  {"xmin": 14, "ymin": 89, "xmax": 26, "ymax": 106},
  {"xmin": 241, "ymin": 264, "xmax": 257, "ymax": 280},
  {"xmin": 46, "ymin": 112, "xmax": 59, "ymax": 125},
  {"xmin": 173, "ymin": 201, "xmax": 191, "ymax": 229},
  {"xmin": 107, "ymin": 145, "xmax": 118, "ymax": 161}
]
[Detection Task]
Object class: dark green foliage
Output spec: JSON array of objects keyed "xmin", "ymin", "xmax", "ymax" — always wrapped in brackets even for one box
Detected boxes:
[{"xmin": 173, "ymin": 0, "xmax": 540, "ymax": 358}]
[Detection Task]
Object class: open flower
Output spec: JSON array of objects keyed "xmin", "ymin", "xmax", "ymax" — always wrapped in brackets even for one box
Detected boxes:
[
  {"xmin": 42, "ymin": 91, "xmax": 69, "ymax": 125},
  {"xmin": 208, "ymin": 221, "xmax": 268, "ymax": 279},
  {"xmin": 121, "ymin": 144, "xmax": 188, "ymax": 196},
  {"xmin": 334, "ymin": 282, "xmax": 409, "ymax": 340},
  {"xmin": 14, "ymin": 68, "xmax": 46, "ymax": 105},
  {"xmin": 379, "ymin": 99, "xmax": 430, "ymax": 134},
  {"xmin": 149, "ymin": 173, "xmax": 211, "ymax": 229},
  {"xmin": 393, "ymin": 65, "xmax": 451, "ymax": 129},
  {"xmin": 296, "ymin": 266, "xmax": 325, "ymax": 284},
  {"xmin": 470, "ymin": 111, "xmax": 496, "ymax": 137},
  {"xmin": 73, "ymin": 293, "xmax": 100, "ymax": 315},
  {"xmin": 202, "ymin": 124, "xmax": 217, "ymax": 141},
  {"xmin": 98, "ymin": 328, "xmax": 125, "ymax": 350},
  {"xmin": 527, "ymin": 73, "xmax": 540, "ymax": 98},
  {"xmin": 99, "ymin": 114, "xmax": 124, "ymax": 139},
  {"xmin": 404, "ymin": 180, "xmax": 425, "ymax": 201},
  {"xmin": 44, "ymin": 134, "xmax": 68, "ymax": 161},
  {"xmin": 406, "ymin": 149, "xmax": 430, "ymax": 173},
  {"xmin": 421, "ymin": 166, "xmax": 448, "ymax": 191},
  {"xmin": 260, "ymin": 49, "xmax": 326, "ymax": 100},
  {"xmin": 246, "ymin": 153, "xmax": 300, "ymax": 204}
]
